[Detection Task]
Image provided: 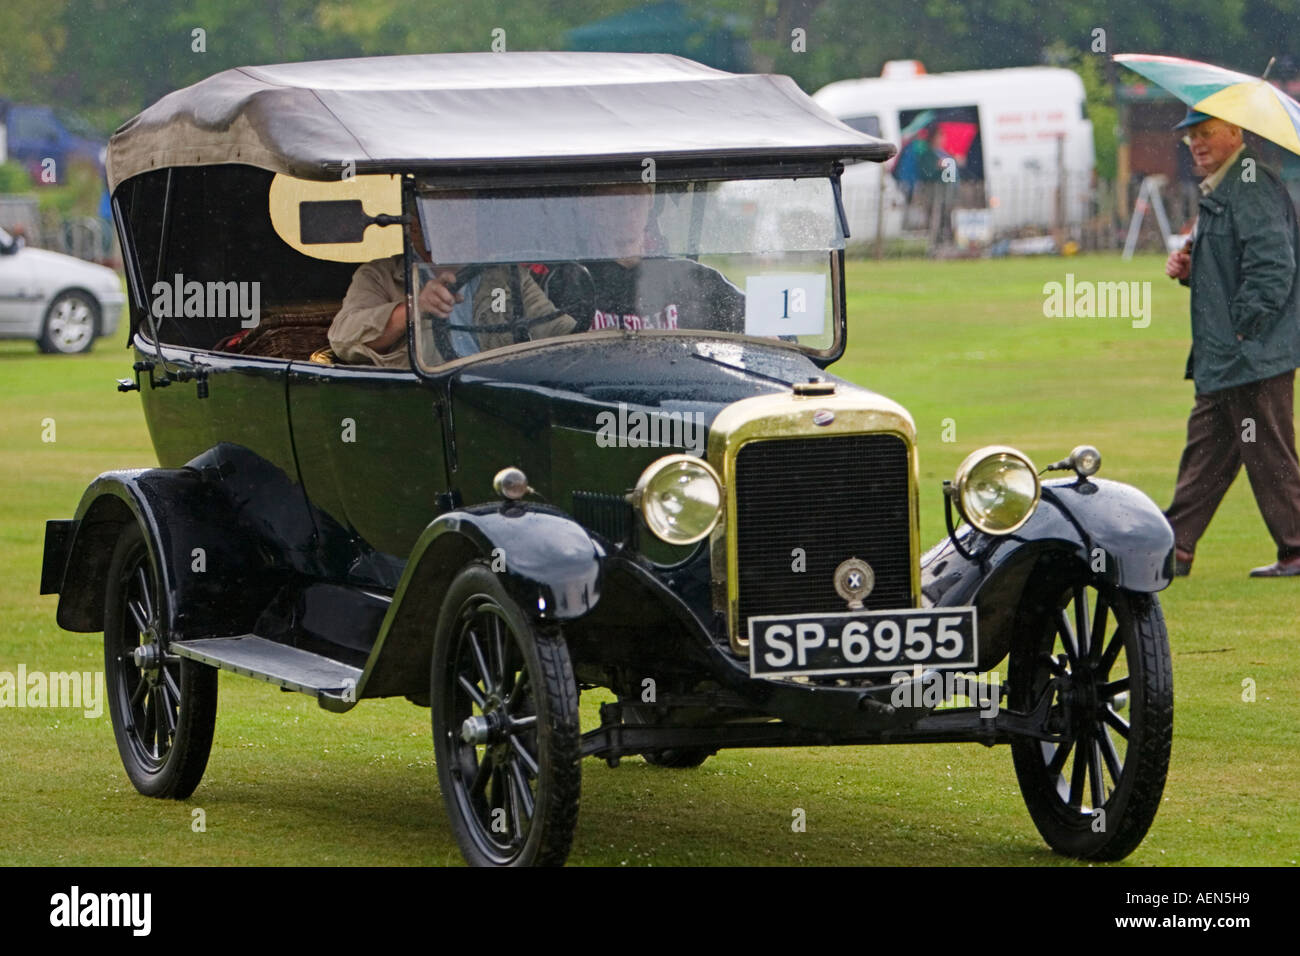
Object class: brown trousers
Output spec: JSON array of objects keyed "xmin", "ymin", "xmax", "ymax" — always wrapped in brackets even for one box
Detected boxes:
[{"xmin": 1165, "ymin": 369, "xmax": 1300, "ymax": 561}]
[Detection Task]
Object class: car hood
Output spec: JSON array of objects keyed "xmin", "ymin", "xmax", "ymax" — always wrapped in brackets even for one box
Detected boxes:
[
  {"xmin": 14, "ymin": 246, "xmax": 122, "ymax": 291},
  {"xmin": 453, "ymin": 335, "xmax": 840, "ymax": 423}
]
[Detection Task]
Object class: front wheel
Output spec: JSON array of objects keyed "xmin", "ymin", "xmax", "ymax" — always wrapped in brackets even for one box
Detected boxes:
[
  {"xmin": 103, "ymin": 523, "xmax": 217, "ymax": 799},
  {"xmin": 431, "ymin": 564, "xmax": 581, "ymax": 866},
  {"xmin": 38, "ymin": 290, "xmax": 98, "ymax": 354},
  {"xmin": 1009, "ymin": 580, "xmax": 1172, "ymax": 861}
]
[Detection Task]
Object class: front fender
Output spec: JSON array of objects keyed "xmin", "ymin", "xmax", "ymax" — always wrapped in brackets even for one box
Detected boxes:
[
  {"xmin": 352, "ymin": 503, "xmax": 605, "ymax": 702},
  {"xmin": 1044, "ymin": 477, "xmax": 1175, "ymax": 591},
  {"xmin": 922, "ymin": 477, "xmax": 1174, "ymax": 670},
  {"xmin": 418, "ymin": 504, "xmax": 606, "ymax": 620}
]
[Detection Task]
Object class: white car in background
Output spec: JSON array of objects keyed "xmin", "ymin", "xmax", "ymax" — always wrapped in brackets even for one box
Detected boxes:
[{"xmin": 0, "ymin": 224, "xmax": 124, "ymax": 353}]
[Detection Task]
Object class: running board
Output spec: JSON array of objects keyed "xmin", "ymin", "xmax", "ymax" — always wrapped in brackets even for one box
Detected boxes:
[{"xmin": 172, "ymin": 636, "xmax": 362, "ymax": 705}]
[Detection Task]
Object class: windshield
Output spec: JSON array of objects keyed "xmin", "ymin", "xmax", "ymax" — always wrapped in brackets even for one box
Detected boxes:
[{"xmin": 410, "ymin": 177, "xmax": 843, "ymax": 368}]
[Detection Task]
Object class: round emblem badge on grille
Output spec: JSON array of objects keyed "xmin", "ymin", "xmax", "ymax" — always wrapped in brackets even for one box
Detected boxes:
[
  {"xmin": 834, "ymin": 557, "xmax": 875, "ymax": 610},
  {"xmin": 812, "ymin": 409, "xmax": 835, "ymax": 426}
]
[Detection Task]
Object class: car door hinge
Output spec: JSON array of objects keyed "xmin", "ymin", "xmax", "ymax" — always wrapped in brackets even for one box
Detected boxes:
[
  {"xmin": 120, "ymin": 360, "xmax": 209, "ymax": 398},
  {"xmin": 118, "ymin": 359, "xmax": 163, "ymax": 392},
  {"xmin": 165, "ymin": 365, "xmax": 211, "ymax": 398}
]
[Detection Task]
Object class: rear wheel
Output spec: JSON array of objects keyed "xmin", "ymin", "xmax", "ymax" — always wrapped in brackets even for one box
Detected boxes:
[
  {"xmin": 642, "ymin": 747, "xmax": 711, "ymax": 769},
  {"xmin": 431, "ymin": 564, "xmax": 581, "ymax": 866},
  {"xmin": 1009, "ymin": 579, "xmax": 1172, "ymax": 860},
  {"xmin": 103, "ymin": 524, "xmax": 217, "ymax": 799},
  {"xmin": 618, "ymin": 700, "xmax": 712, "ymax": 769}
]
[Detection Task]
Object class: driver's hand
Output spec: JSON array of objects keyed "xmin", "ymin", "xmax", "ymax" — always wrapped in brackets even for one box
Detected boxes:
[{"xmin": 418, "ymin": 268, "xmax": 463, "ymax": 318}]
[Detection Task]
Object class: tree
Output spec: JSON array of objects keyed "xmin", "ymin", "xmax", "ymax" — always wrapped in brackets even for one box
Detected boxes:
[
  {"xmin": 0, "ymin": 0, "xmax": 69, "ymax": 103},
  {"xmin": 2, "ymin": 0, "xmax": 1294, "ymax": 136}
]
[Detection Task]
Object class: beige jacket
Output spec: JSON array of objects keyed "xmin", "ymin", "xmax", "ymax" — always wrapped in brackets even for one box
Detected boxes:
[{"xmin": 329, "ymin": 256, "xmax": 575, "ymax": 368}]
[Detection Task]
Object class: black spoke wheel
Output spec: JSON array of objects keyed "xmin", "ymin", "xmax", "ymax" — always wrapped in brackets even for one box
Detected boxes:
[
  {"xmin": 103, "ymin": 523, "xmax": 217, "ymax": 799},
  {"xmin": 432, "ymin": 564, "xmax": 581, "ymax": 867},
  {"xmin": 1009, "ymin": 578, "xmax": 1172, "ymax": 860}
]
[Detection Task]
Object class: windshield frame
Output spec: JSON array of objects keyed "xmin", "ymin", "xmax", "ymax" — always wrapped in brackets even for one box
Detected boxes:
[{"xmin": 405, "ymin": 167, "xmax": 849, "ymax": 378}]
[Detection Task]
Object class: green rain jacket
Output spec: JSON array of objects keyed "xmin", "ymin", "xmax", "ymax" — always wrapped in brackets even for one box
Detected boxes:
[{"xmin": 1184, "ymin": 147, "xmax": 1300, "ymax": 393}]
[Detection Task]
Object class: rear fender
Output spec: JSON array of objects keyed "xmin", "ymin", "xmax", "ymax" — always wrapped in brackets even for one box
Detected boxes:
[{"xmin": 49, "ymin": 467, "xmax": 284, "ymax": 636}]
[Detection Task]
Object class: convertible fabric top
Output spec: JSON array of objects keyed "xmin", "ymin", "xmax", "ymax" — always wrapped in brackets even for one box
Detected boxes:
[{"xmin": 107, "ymin": 52, "xmax": 895, "ymax": 191}]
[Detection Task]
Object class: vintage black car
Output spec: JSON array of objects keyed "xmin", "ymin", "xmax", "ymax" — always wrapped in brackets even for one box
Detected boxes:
[{"xmin": 41, "ymin": 53, "xmax": 1175, "ymax": 867}]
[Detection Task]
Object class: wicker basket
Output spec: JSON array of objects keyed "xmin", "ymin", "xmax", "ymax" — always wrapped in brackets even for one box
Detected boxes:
[{"xmin": 216, "ymin": 303, "xmax": 340, "ymax": 360}]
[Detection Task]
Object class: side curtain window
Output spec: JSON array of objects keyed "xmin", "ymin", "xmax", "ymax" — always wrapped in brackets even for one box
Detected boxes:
[{"xmin": 120, "ymin": 165, "xmax": 356, "ymax": 350}]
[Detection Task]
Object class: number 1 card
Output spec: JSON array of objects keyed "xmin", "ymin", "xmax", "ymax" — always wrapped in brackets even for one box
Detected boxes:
[{"xmin": 743, "ymin": 273, "xmax": 827, "ymax": 337}]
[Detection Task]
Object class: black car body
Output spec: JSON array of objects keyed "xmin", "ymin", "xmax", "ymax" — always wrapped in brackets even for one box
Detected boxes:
[{"xmin": 41, "ymin": 53, "xmax": 1175, "ymax": 866}]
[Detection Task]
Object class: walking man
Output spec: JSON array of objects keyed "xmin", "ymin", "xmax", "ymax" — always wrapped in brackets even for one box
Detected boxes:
[{"xmin": 1164, "ymin": 110, "xmax": 1300, "ymax": 577}]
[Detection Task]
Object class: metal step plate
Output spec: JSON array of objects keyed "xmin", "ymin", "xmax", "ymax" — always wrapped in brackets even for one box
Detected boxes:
[{"xmin": 172, "ymin": 636, "xmax": 363, "ymax": 698}]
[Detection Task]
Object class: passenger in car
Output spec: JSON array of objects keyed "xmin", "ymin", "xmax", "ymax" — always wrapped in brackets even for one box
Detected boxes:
[{"xmin": 544, "ymin": 183, "xmax": 746, "ymax": 334}]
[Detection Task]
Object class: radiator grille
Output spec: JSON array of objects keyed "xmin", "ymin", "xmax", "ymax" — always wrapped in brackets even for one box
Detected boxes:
[
  {"xmin": 733, "ymin": 434, "xmax": 913, "ymax": 625},
  {"xmin": 573, "ymin": 491, "xmax": 634, "ymax": 543}
]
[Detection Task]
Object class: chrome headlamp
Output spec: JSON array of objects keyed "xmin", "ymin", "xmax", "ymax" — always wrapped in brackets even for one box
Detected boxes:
[
  {"xmin": 952, "ymin": 445, "xmax": 1041, "ymax": 535},
  {"xmin": 632, "ymin": 454, "xmax": 723, "ymax": 545},
  {"xmin": 1045, "ymin": 444, "xmax": 1102, "ymax": 479}
]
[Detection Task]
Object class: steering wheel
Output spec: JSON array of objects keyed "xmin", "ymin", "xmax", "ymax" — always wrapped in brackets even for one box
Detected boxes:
[
  {"xmin": 446, "ymin": 264, "xmax": 482, "ymax": 295},
  {"xmin": 445, "ymin": 261, "xmax": 597, "ymax": 336},
  {"xmin": 539, "ymin": 260, "xmax": 597, "ymax": 334},
  {"xmin": 420, "ymin": 265, "xmax": 481, "ymax": 361},
  {"xmin": 422, "ymin": 263, "xmax": 592, "ymax": 361}
]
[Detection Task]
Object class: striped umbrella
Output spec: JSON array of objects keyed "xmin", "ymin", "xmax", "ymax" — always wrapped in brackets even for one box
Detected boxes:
[{"xmin": 1115, "ymin": 53, "xmax": 1300, "ymax": 156}]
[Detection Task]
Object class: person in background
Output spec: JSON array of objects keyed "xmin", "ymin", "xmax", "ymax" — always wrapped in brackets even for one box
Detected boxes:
[{"xmin": 1162, "ymin": 110, "xmax": 1300, "ymax": 577}]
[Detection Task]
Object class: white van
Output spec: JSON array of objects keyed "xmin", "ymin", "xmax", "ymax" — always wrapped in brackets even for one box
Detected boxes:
[{"xmin": 813, "ymin": 64, "xmax": 1095, "ymax": 243}]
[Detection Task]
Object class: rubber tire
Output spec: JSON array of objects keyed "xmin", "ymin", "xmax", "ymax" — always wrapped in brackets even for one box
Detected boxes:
[
  {"xmin": 103, "ymin": 523, "xmax": 218, "ymax": 799},
  {"xmin": 37, "ymin": 289, "xmax": 99, "ymax": 354},
  {"xmin": 642, "ymin": 747, "xmax": 711, "ymax": 769},
  {"xmin": 431, "ymin": 563, "xmax": 581, "ymax": 866},
  {"xmin": 621, "ymin": 703, "xmax": 712, "ymax": 769},
  {"xmin": 1009, "ymin": 581, "xmax": 1172, "ymax": 861}
]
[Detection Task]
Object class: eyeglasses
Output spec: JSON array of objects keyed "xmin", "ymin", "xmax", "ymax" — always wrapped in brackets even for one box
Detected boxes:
[{"xmin": 1181, "ymin": 126, "xmax": 1230, "ymax": 146}]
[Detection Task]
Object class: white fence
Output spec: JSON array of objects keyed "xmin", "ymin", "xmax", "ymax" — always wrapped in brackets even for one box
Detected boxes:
[
  {"xmin": 838, "ymin": 172, "xmax": 1223, "ymax": 256},
  {"xmin": 0, "ymin": 194, "xmax": 118, "ymax": 263}
]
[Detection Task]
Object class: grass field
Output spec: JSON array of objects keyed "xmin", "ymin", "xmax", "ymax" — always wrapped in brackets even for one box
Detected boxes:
[{"xmin": 2, "ymin": 253, "xmax": 1297, "ymax": 866}]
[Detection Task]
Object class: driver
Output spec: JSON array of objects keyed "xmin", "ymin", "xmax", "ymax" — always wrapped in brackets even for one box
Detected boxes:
[
  {"xmin": 329, "ymin": 213, "xmax": 574, "ymax": 367},
  {"xmin": 542, "ymin": 183, "xmax": 745, "ymax": 334}
]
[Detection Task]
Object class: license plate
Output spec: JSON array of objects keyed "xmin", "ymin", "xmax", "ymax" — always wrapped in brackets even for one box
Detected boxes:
[{"xmin": 747, "ymin": 607, "xmax": 978, "ymax": 678}]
